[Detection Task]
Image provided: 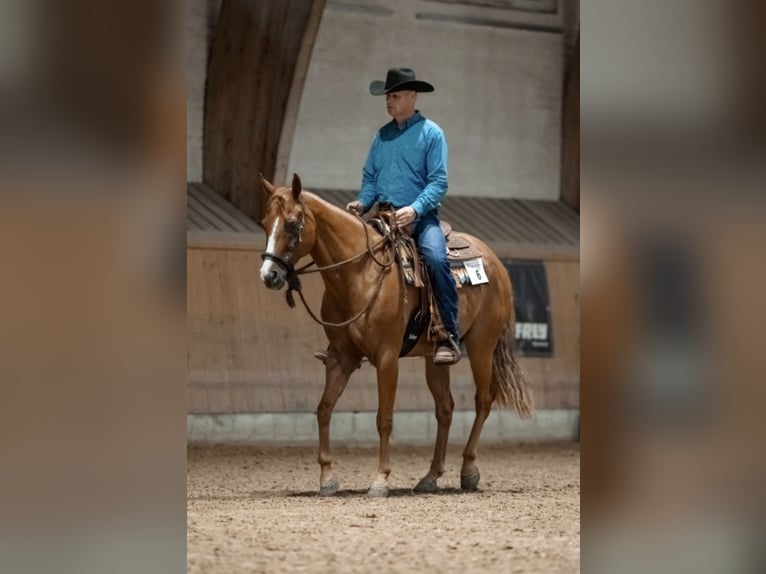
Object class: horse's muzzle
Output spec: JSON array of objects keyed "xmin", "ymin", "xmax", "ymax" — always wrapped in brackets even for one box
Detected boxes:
[{"xmin": 261, "ymin": 268, "xmax": 286, "ymax": 290}]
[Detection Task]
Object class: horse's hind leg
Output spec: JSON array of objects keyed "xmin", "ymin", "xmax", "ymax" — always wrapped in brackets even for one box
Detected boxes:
[
  {"xmin": 414, "ymin": 358, "xmax": 453, "ymax": 493},
  {"xmin": 317, "ymin": 350, "xmax": 359, "ymax": 495},
  {"xmin": 461, "ymin": 340, "xmax": 494, "ymax": 491}
]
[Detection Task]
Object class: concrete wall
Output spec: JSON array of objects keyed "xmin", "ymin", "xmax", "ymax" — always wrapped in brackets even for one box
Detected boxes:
[
  {"xmin": 186, "ymin": 0, "xmax": 567, "ymax": 198},
  {"xmin": 287, "ymin": 0, "xmax": 564, "ymax": 199}
]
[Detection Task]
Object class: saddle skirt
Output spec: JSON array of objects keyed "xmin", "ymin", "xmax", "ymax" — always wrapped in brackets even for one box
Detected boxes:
[
  {"xmin": 368, "ymin": 218, "xmax": 487, "ymax": 289},
  {"xmin": 368, "ymin": 215, "xmax": 489, "ymax": 356}
]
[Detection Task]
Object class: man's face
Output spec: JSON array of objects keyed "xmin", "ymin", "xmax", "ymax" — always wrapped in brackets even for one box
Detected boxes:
[{"xmin": 386, "ymin": 90, "xmax": 416, "ymax": 120}]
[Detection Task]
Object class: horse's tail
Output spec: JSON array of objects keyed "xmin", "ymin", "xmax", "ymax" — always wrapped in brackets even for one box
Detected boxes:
[{"xmin": 491, "ymin": 320, "xmax": 534, "ymax": 418}]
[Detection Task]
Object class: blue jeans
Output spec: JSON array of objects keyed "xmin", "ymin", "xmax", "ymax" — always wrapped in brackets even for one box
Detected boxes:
[{"xmin": 413, "ymin": 211, "xmax": 459, "ymax": 340}]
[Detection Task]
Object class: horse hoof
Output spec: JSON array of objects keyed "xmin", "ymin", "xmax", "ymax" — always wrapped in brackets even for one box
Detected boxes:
[
  {"xmin": 319, "ymin": 478, "xmax": 340, "ymax": 496},
  {"xmin": 413, "ymin": 477, "xmax": 438, "ymax": 493},
  {"xmin": 367, "ymin": 485, "xmax": 389, "ymax": 498},
  {"xmin": 460, "ymin": 471, "xmax": 480, "ymax": 491}
]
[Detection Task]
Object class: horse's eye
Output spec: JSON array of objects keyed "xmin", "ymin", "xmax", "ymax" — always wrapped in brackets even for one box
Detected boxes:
[{"xmin": 285, "ymin": 220, "xmax": 300, "ymax": 233}]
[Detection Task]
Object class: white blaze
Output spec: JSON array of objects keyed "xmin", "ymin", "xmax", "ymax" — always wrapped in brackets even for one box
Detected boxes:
[{"xmin": 259, "ymin": 216, "xmax": 281, "ymax": 281}]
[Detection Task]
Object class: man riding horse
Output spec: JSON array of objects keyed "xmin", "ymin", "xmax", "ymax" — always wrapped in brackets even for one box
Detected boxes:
[{"xmin": 318, "ymin": 67, "xmax": 462, "ymax": 365}]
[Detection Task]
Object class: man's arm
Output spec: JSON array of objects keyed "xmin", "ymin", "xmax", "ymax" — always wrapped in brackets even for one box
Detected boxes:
[
  {"xmin": 410, "ymin": 128, "xmax": 448, "ymax": 216},
  {"xmin": 357, "ymin": 133, "xmax": 380, "ymax": 212}
]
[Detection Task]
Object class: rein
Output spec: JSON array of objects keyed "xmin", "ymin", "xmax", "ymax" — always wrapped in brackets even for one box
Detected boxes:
[{"xmin": 261, "ymin": 211, "xmax": 398, "ymax": 328}]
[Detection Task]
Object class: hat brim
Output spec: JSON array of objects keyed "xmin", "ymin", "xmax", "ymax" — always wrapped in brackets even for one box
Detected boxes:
[{"xmin": 369, "ymin": 79, "xmax": 435, "ymax": 96}]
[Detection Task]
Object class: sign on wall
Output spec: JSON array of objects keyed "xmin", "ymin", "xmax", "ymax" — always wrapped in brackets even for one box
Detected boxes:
[{"xmin": 503, "ymin": 259, "xmax": 553, "ymax": 357}]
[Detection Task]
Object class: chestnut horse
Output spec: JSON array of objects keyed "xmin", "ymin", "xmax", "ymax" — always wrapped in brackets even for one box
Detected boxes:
[{"xmin": 258, "ymin": 174, "xmax": 533, "ymax": 497}]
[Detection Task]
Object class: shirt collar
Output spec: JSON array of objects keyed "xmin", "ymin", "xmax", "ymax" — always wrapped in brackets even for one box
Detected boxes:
[{"xmin": 393, "ymin": 110, "xmax": 425, "ymax": 131}]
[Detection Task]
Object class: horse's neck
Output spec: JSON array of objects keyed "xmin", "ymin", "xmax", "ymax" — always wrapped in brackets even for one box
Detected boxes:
[
  {"xmin": 302, "ymin": 193, "xmax": 386, "ymax": 307},
  {"xmin": 303, "ymin": 193, "xmax": 369, "ymax": 270}
]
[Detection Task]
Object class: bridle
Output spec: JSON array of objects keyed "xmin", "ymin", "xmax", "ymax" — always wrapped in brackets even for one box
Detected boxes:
[
  {"xmin": 260, "ymin": 203, "xmax": 307, "ymax": 302},
  {"xmin": 260, "ymin": 216, "xmax": 304, "ymax": 277},
  {"xmin": 261, "ymin": 203, "xmax": 398, "ymax": 328}
]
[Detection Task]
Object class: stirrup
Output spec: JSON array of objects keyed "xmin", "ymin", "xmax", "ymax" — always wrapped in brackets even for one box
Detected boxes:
[
  {"xmin": 314, "ymin": 349, "xmax": 367, "ymax": 366},
  {"xmin": 433, "ymin": 336, "xmax": 461, "ymax": 365}
]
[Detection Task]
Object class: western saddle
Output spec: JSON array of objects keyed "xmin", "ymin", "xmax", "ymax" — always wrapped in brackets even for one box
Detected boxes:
[{"xmin": 369, "ymin": 209, "xmax": 484, "ymax": 357}]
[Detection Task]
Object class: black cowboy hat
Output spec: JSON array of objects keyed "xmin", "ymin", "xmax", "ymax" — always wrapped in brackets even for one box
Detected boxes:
[{"xmin": 369, "ymin": 67, "xmax": 435, "ymax": 96}]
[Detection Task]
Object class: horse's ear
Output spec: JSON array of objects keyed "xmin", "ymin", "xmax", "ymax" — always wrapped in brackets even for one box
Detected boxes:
[
  {"xmin": 260, "ymin": 173, "xmax": 276, "ymax": 196},
  {"xmin": 291, "ymin": 173, "xmax": 302, "ymax": 201}
]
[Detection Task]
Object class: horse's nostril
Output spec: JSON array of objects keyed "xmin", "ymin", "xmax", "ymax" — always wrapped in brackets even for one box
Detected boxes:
[{"xmin": 268, "ymin": 270, "xmax": 278, "ymax": 282}]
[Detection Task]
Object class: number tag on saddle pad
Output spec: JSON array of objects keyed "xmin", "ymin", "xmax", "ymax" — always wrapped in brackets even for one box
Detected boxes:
[{"xmin": 463, "ymin": 258, "xmax": 489, "ymax": 285}]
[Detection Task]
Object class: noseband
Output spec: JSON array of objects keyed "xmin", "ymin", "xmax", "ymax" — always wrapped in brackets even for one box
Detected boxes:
[
  {"xmin": 261, "ymin": 211, "xmax": 305, "ymax": 307},
  {"xmin": 260, "ymin": 251, "xmax": 295, "ymax": 275}
]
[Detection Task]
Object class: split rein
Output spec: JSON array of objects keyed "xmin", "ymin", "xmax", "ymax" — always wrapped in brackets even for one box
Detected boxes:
[{"xmin": 261, "ymin": 211, "xmax": 398, "ymax": 328}]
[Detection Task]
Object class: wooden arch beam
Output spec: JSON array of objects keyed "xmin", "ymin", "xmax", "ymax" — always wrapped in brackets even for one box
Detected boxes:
[
  {"xmin": 560, "ymin": 32, "xmax": 579, "ymax": 213},
  {"xmin": 203, "ymin": 0, "xmax": 326, "ymax": 221}
]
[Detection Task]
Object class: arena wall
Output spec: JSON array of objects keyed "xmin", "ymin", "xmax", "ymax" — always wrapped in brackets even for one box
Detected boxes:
[{"xmin": 187, "ymin": 238, "xmax": 578, "ymax": 415}]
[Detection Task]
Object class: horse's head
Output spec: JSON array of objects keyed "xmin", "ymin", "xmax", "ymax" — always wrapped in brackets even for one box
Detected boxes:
[{"xmin": 258, "ymin": 173, "xmax": 313, "ymax": 290}]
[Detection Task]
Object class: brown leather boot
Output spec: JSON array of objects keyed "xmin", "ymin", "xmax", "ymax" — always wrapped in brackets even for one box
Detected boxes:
[{"xmin": 434, "ymin": 336, "xmax": 461, "ymax": 365}]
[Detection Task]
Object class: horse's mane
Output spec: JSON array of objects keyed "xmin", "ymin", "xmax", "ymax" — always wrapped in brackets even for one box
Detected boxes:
[{"xmin": 301, "ymin": 191, "xmax": 368, "ymax": 235}]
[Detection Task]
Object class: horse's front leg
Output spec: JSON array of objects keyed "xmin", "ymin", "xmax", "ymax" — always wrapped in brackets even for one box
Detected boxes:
[
  {"xmin": 368, "ymin": 351, "xmax": 399, "ymax": 497},
  {"xmin": 317, "ymin": 350, "xmax": 359, "ymax": 495}
]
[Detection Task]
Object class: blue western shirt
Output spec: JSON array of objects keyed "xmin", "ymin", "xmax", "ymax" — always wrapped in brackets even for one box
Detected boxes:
[{"xmin": 357, "ymin": 111, "xmax": 448, "ymax": 216}]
